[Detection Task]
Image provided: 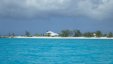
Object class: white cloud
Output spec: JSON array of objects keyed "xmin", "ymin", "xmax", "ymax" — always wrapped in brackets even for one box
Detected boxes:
[
  {"xmin": 26, "ymin": 0, "xmax": 69, "ymax": 10},
  {"xmin": 76, "ymin": 0, "xmax": 113, "ymax": 19},
  {"xmin": 0, "ymin": 0, "xmax": 113, "ymax": 19}
]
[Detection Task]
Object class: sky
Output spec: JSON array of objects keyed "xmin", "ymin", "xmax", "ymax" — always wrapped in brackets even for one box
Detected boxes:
[{"xmin": 0, "ymin": 0, "xmax": 113, "ymax": 35}]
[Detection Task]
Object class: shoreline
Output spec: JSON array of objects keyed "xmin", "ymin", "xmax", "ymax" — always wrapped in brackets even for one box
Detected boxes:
[{"xmin": 13, "ymin": 36, "xmax": 113, "ymax": 39}]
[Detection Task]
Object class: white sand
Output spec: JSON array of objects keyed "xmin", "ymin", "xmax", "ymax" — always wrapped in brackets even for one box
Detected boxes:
[{"xmin": 14, "ymin": 36, "xmax": 113, "ymax": 39}]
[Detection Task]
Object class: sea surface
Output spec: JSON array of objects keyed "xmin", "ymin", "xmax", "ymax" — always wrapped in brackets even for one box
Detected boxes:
[{"xmin": 0, "ymin": 38, "xmax": 113, "ymax": 64}]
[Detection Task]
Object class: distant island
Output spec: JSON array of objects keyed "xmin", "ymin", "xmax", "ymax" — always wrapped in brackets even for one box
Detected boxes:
[{"xmin": 0, "ymin": 30, "xmax": 113, "ymax": 39}]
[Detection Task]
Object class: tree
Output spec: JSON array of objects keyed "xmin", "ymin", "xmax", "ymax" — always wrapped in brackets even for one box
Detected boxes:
[
  {"xmin": 73, "ymin": 30, "xmax": 82, "ymax": 37},
  {"xmin": 83, "ymin": 32, "xmax": 93, "ymax": 37},
  {"xmin": 25, "ymin": 31, "xmax": 31, "ymax": 37},
  {"xmin": 60, "ymin": 30, "xmax": 72, "ymax": 37},
  {"xmin": 8, "ymin": 33, "xmax": 11, "ymax": 37},
  {"xmin": 34, "ymin": 33, "xmax": 40, "ymax": 36},
  {"xmin": 46, "ymin": 33, "xmax": 51, "ymax": 37},
  {"xmin": 103, "ymin": 34, "xmax": 107, "ymax": 37},
  {"xmin": 12, "ymin": 33, "xmax": 16, "ymax": 37},
  {"xmin": 95, "ymin": 31, "xmax": 103, "ymax": 37},
  {"xmin": 107, "ymin": 32, "xmax": 113, "ymax": 37}
]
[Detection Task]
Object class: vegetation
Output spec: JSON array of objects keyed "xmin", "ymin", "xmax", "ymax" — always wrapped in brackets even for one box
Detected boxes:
[
  {"xmin": 12, "ymin": 33, "xmax": 16, "ymax": 37},
  {"xmin": 95, "ymin": 31, "xmax": 103, "ymax": 37},
  {"xmin": 0, "ymin": 30, "xmax": 113, "ymax": 38},
  {"xmin": 45, "ymin": 33, "xmax": 51, "ymax": 37},
  {"xmin": 34, "ymin": 33, "xmax": 41, "ymax": 36},
  {"xmin": 107, "ymin": 32, "xmax": 113, "ymax": 37},
  {"xmin": 25, "ymin": 31, "xmax": 31, "ymax": 37},
  {"xmin": 83, "ymin": 32, "xmax": 93, "ymax": 37},
  {"xmin": 59, "ymin": 30, "xmax": 72, "ymax": 37},
  {"xmin": 7, "ymin": 33, "xmax": 16, "ymax": 38},
  {"xmin": 8, "ymin": 33, "xmax": 11, "ymax": 37},
  {"xmin": 73, "ymin": 30, "xmax": 82, "ymax": 37},
  {"xmin": 59, "ymin": 30, "xmax": 113, "ymax": 37}
]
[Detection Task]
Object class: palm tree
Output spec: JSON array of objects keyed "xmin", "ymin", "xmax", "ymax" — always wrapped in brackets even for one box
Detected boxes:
[
  {"xmin": 83, "ymin": 32, "xmax": 93, "ymax": 37},
  {"xmin": 60, "ymin": 30, "xmax": 72, "ymax": 37},
  {"xmin": 73, "ymin": 30, "xmax": 82, "ymax": 37},
  {"xmin": 25, "ymin": 31, "xmax": 31, "ymax": 37},
  {"xmin": 12, "ymin": 33, "xmax": 16, "ymax": 37},
  {"xmin": 95, "ymin": 31, "xmax": 103, "ymax": 37}
]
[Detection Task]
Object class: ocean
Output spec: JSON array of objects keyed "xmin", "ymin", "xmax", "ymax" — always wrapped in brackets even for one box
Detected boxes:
[{"xmin": 0, "ymin": 38, "xmax": 113, "ymax": 64}]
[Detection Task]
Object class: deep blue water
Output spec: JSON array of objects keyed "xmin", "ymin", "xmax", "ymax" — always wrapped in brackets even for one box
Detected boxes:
[{"xmin": 0, "ymin": 38, "xmax": 113, "ymax": 64}]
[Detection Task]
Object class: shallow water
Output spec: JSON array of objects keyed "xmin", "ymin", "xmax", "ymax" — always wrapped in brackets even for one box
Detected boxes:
[{"xmin": 0, "ymin": 38, "xmax": 113, "ymax": 64}]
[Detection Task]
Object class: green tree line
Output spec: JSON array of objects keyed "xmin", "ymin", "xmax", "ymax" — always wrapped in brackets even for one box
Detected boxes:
[
  {"xmin": 59, "ymin": 30, "xmax": 113, "ymax": 37},
  {"xmin": 0, "ymin": 30, "xmax": 113, "ymax": 38}
]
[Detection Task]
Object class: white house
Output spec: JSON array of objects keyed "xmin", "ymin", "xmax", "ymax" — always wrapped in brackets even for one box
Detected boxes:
[
  {"xmin": 93, "ymin": 33, "xmax": 96, "ymax": 37},
  {"xmin": 46, "ymin": 31, "xmax": 59, "ymax": 37}
]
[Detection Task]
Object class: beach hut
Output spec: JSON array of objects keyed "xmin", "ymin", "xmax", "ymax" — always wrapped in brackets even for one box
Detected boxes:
[
  {"xmin": 93, "ymin": 33, "xmax": 96, "ymax": 37},
  {"xmin": 46, "ymin": 31, "xmax": 59, "ymax": 37}
]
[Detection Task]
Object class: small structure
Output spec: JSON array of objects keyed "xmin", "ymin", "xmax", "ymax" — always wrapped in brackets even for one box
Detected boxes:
[
  {"xmin": 46, "ymin": 31, "xmax": 59, "ymax": 37},
  {"xmin": 93, "ymin": 33, "xmax": 96, "ymax": 37}
]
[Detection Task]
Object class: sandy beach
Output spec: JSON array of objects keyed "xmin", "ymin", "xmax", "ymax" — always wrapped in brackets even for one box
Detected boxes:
[{"xmin": 14, "ymin": 36, "xmax": 113, "ymax": 39}]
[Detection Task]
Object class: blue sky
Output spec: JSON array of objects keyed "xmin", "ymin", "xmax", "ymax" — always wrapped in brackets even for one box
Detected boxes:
[{"xmin": 0, "ymin": 0, "xmax": 113, "ymax": 35}]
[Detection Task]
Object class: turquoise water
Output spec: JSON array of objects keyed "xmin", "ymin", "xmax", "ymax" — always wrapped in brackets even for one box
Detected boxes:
[{"xmin": 0, "ymin": 38, "xmax": 113, "ymax": 64}]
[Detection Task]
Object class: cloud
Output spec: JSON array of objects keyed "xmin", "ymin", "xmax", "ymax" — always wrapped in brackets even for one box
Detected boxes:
[
  {"xmin": 76, "ymin": 0, "xmax": 113, "ymax": 19},
  {"xmin": 0, "ymin": 0, "xmax": 113, "ymax": 19}
]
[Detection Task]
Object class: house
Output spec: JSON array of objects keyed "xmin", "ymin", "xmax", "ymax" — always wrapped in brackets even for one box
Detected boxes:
[
  {"xmin": 46, "ymin": 31, "xmax": 59, "ymax": 37},
  {"xmin": 93, "ymin": 33, "xmax": 96, "ymax": 37}
]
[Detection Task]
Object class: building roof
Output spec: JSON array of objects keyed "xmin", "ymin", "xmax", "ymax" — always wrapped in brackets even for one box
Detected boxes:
[{"xmin": 46, "ymin": 31, "xmax": 59, "ymax": 36}]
